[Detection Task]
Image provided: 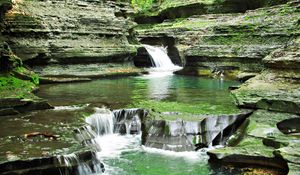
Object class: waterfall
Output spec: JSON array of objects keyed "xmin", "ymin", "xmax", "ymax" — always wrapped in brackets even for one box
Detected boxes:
[
  {"xmin": 143, "ymin": 44, "xmax": 181, "ymax": 71},
  {"xmin": 57, "ymin": 152, "xmax": 104, "ymax": 175},
  {"xmin": 78, "ymin": 108, "xmax": 145, "ymax": 168},
  {"xmin": 113, "ymin": 108, "xmax": 145, "ymax": 134},
  {"xmin": 85, "ymin": 108, "xmax": 115, "ymax": 135}
]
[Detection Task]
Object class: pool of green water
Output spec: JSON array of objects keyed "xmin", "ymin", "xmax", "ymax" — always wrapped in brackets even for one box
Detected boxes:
[
  {"xmin": 1, "ymin": 74, "xmax": 241, "ymax": 174},
  {"xmin": 107, "ymin": 150, "xmax": 211, "ymax": 175},
  {"xmin": 37, "ymin": 74, "xmax": 240, "ymax": 114}
]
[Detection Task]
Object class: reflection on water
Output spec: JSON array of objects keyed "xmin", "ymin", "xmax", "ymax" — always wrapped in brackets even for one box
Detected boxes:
[
  {"xmin": 37, "ymin": 75, "xmax": 239, "ymax": 110},
  {"xmin": 139, "ymin": 74, "xmax": 173, "ymax": 100}
]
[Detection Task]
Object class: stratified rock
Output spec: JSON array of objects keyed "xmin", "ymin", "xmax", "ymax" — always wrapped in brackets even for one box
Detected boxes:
[
  {"xmin": 1, "ymin": 0, "xmax": 139, "ymax": 80},
  {"xmin": 0, "ymin": 150, "xmax": 104, "ymax": 175},
  {"xmin": 3, "ymin": 0, "xmax": 136, "ymax": 63},
  {"xmin": 232, "ymin": 37, "xmax": 300, "ymax": 114},
  {"xmin": 134, "ymin": 0, "xmax": 290, "ymax": 23},
  {"xmin": 141, "ymin": 110, "xmax": 252, "ymax": 151},
  {"xmin": 208, "ymin": 110, "xmax": 300, "ymax": 174},
  {"xmin": 264, "ymin": 38, "xmax": 300, "ymax": 69},
  {"xmin": 32, "ymin": 63, "xmax": 143, "ymax": 81},
  {"xmin": 136, "ymin": 1, "xmax": 300, "ymax": 79}
]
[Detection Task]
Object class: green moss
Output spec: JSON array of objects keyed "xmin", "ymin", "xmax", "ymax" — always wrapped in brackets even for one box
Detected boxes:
[
  {"xmin": 131, "ymin": 0, "xmax": 156, "ymax": 12},
  {"xmin": 136, "ymin": 17, "xmax": 214, "ymax": 32},
  {"xmin": 209, "ymin": 137, "xmax": 275, "ymax": 158},
  {"xmin": 200, "ymin": 34, "xmax": 290, "ymax": 46},
  {"xmin": 15, "ymin": 66, "xmax": 39, "ymax": 85},
  {"xmin": 197, "ymin": 69, "xmax": 213, "ymax": 76},
  {"xmin": 0, "ymin": 74, "xmax": 37, "ymax": 99},
  {"xmin": 129, "ymin": 100, "xmax": 240, "ymax": 116}
]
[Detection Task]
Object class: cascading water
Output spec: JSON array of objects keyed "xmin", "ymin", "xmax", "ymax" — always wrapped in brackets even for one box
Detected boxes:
[
  {"xmin": 74, "ymin": 108, "xmax": 245, "ymax": 175},
  {"xmin": 79, "ymin": 108, "xmax": 145, "ymax": 174},
  {"xmin": 85, "ymin": 108, "xmax": 115, "ymax": 135},
  {"xmin": 143, "ymin": 44, "xmax": 182, "ymax": 72},
  {"xmin": 79, "ymin": 108, "xmax": 206, "ymax": 174},
  {"xmin": 58, "ymin": 152, "xmax": 104, "ymax": 175}
]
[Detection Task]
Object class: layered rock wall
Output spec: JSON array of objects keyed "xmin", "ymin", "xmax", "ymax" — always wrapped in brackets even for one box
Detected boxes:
[
  {"xmin": 135, "ymin": 0, "xmax": 300, "ymax": 79},
  {"xmin": 2, "ymin": 0, "xmax": 136, "ymax": 64}
]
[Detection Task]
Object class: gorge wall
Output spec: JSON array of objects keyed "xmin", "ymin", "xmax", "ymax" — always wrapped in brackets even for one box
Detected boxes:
[
  {"xmin": 133, "ymin": 0, "xmax": 300, "ymax": 174},
  {"xmin": 135, "ymin": 0, "xmax": 299, "ymax": 79},
  {"xmin": 0, "ymin": 0, "xmax": 300, "ymax": 174}
]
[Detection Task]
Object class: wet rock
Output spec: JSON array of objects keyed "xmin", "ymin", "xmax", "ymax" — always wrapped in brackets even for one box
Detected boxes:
[
  {"xmin": 32, "ymin": 63, "xmax": 143, "ymax": 80},
  {"xmin": 277, "ymin": 118, "xmax": 300, "ymax": 135},
  {"xmin": 141, "ymin": 110, "xmax": 252, "ymax": 151},
  {"xmin": 237, "ymin": 72, "xmax": 258, "ymax": 82},
  {"xmin": 0, "ymin": 98, "xmax": 53, "ymax": 116},
  {"xmin": 113, "ymin": 108, "xmax": 147, "ymax": 135},
  {"xmin": 0, "ymin": 108, "xmax": 19, "ymax": 116},
  {"xmin": 73, "ymin": 125, "xmax": 101, "ymax": 151},
  {"xmin": 208, "ymin": 110, "xmax": 300, "ymax": 174},
  {"xmin": 39, "ymin": 77, "xmax": 92, "ymax": 84},
  {"xmin": 232, "ymin": 37, "xmax": 300, "ymax": 114},
  {"xmin": 0, "ymin": 150, "xmax": 104, "ymax": 175}
]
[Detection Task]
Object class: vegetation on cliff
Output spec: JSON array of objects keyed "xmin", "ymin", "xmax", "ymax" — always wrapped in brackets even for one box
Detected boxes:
[{"xmin": 0, "ymin": 0, "xmax": 299, "ymax": 174}]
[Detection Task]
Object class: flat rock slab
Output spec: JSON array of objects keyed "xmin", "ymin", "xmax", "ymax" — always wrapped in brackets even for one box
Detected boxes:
[
  {"xmin": 208, "ymin": 110, "xmax": 300, "ymax": 174},
  {"xmin": 232, "ymin": 71, "xmax": 300, "ymax": 114},
  {"xmin": 33, "ymin": 63, "xmax": 143, "ymax": 80}
]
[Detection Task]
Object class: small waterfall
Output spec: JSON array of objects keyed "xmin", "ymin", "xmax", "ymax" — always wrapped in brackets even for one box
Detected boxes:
[
  {"xmin": 85, "ymin": 108, "xmax": 115, "ymax": 135},
  {"xmin": 57, "ymin": 152, "xmax": 104, "ymax": 175},
  {"xmin": 143, "ymin": 44, "xmax": 181, "ymax": 71},
  {"xmin": 84, "ymin": 108, "xmax": 146, "ymax": 136},
  {"xmin": 77, "ymin": 108, "xmax": 145, "ymax": 169},
  {"xmin": 113, "ymin": 108, "xmax": 146, "ymax": 135},
  {"xmin": 73, "ymin": 125, "xmax": 101, "ymax": 151}
]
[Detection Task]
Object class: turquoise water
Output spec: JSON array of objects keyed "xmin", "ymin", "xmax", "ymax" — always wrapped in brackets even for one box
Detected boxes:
[
  {"xmin": 37, "ymin": 74, "xmax": 239, "ymax": 111},
  {"xmin": 37, "ymin": 74, "xmax": 240, "ymax": 175},
  {"xmin": 1, "ymin": 74, "xmax": 240, "ymax": 174}
]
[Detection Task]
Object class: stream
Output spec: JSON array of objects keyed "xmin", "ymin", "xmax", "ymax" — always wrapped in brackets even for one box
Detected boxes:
[
  {"xmin": 0, "ymin": 73, "xmax": 240, "ymax": 175},
  {"xmin": 0, "ymin": 45, "xmax": 242, "ymax": 175}
]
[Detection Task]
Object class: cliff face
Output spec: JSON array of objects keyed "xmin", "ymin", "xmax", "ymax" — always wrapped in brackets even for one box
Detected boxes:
[
  {"xmin": 134, "ymin": 0, "xmax": 290, "ymax": 23},
  {"xmin": 135, "ymin": 0, "xmax": 300, "ymax": 79},
  {"xmin": 134, "ymin": 0, "xmax": 300, "ymax": 173},
  {"xmin": 2, "ymin": 0, "xmax": 136, "ymax": 64},
  {"xmin": 0, "ymin": 0, "xmax": 139, "ymax": 114}
]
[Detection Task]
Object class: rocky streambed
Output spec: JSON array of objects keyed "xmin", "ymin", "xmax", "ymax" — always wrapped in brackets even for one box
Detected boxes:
[{"xmin": 0, "ymin": 0, "xmax": 300, "ymax": 174}]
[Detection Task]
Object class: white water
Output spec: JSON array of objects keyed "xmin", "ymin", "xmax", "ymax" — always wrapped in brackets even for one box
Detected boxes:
[
  {"xmin": 54, "ymin": 104, "xmax": 90, "ymax": 111},
  {"xmin": 85, "ymin": 108, "xmax": 115, "ymax": 135},
  {"xmin": 81, "ymin": 108, "xmax": 210, "ymax": 175},
  {"xmin": 58, "ymin": 153, "xmax": 103, "ymax": 175},
  {"xmin": 143, "ymin": 44, "xmax": 182, "ymax": 73}
]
